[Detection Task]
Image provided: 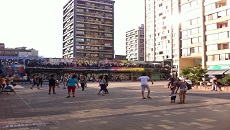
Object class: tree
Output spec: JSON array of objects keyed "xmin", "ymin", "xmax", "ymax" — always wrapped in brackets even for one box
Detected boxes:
[{"xmin": 181, "ymin": 66, "xmax": 207, "ymax": 85}]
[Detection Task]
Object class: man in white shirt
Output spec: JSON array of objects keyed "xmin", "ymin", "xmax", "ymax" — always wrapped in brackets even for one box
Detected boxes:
[{"xmin": 139, "ymin": 72, "xmax": 153, "ymax": 99}]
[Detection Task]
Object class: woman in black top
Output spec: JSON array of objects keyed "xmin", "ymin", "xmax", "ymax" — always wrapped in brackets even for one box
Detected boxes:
[{"xmin": 49, "ymin": 75, "xmax": 56, "ymax": 94}]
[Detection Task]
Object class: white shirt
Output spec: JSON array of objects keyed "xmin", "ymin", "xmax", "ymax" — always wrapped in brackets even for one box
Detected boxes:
[
  {"xmin": 185, "ymin": 79, "xmax": 192, "ymax": 85},
  {"xmin": 23, "ymin": 76, "xmax": 27, "ymax": 80},
  {"xmin": 139, "ymin": 76, "xmax": 150, "ymax": 85}
]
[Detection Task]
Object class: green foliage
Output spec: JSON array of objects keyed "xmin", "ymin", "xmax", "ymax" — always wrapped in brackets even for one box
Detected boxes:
[
  {"xmin": 218, "ymin": 75, "xmax": 230, "ymax": 85},
  {"xmin": 132, "ymin": 76, "xmax": 137, "ymax": 80},
  {"xmin": 181, "ymin": 66, "xmax": 207, "ymax": 85}
]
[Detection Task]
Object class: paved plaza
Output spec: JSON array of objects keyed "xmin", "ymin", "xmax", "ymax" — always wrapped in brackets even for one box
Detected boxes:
[{"xmin": 0, "ymin": 81, "xmax": 230, "ymax": 130}]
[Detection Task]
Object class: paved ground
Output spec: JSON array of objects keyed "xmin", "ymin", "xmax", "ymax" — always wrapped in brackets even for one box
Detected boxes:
[{"xmin": 0, "ymin": 81, "xmax": 230, "ymax": 130}]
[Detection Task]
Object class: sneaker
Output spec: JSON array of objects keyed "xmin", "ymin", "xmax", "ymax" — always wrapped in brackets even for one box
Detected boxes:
[
  {"xmin": 142, "ymin": 97, "xmax": 146, "ymax": 99},
  {"xmin": 53, "ymin": 92, "xmax": 56, "ymax": 94},
  {"xmin": 66, "ymin": 96, "xmax": 70, "ymax": 98},
  {"xmin": 48, "ymin": 93, "xmax": 50, "ymax": 95},
  {"xmin": 147, "ymin": 96, "xmax": 152, "ymax": 99},
  {"xmin": 73, "ymin": 95, "xmax": 75, "ymax": 97},
  {"xmin": 30, "ymin": 87, "xmax": 33, "ymax": 89}
]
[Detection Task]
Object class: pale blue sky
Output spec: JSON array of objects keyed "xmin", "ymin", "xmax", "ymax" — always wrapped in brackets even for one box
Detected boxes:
[{"xmin": 0, "ymin": 0, "xmax": 144, "ymax": 58}]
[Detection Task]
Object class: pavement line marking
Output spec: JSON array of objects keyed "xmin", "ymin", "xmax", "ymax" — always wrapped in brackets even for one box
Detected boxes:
[{"xmin": 17, "ymin": 94, "xmax": 33, "ymax": 110}]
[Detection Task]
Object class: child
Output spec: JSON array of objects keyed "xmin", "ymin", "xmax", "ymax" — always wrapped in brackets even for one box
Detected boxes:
[{"xmin": 170, "ymin": 86, "xmax": 176, "ymax": 103}]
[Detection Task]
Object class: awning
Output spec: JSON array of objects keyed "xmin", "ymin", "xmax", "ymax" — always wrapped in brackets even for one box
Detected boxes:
[
  {"xmin": 205, "ymin": 70, "xmax": 227, "ymax": 75},
  {"xmin": 224, "ymin": 70, "xmax": 230, "ymax": 75}
]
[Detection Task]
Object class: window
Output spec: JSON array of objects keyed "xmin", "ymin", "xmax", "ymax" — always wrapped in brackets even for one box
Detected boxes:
[
  {"xmin": 76, "ymin": 38, "xmax": 84, "ymax": 42},
  {"xmin": 207, "ymin": 44, "xmax": 217, "ymax": 51},
  {"xmin": 220, "ymin": 54, "xmax": 225, "ymax": 60},
  {"xmin": 219, "ymin": 32, "xmax": 228, "ymax": 39},
  {"xmin": 207, "ymin": 55, "xmax": 214, "ymax": 61},
  {"xmin": 192, "ymin": 37, "xmax": 198, "ymax": 43},
  {"xmin": 225, "ymin": 53, "xmax": 230, "ymax": 60},
  {"xmin": 214, "ymin": 54, "xmax": 219, "ymax": 61},
  {"xmin": 191, "ymin": 28, "xmax": 198, "ymax": 34},
  {"xmin": 76, "ymin": 46, "xmax": 84, "ymax": 49}
]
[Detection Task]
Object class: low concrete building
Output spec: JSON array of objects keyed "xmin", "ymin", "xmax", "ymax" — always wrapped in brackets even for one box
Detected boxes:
[{"xmin": 0, "ymin": 43, "xmax": 38, "ymax": 57}]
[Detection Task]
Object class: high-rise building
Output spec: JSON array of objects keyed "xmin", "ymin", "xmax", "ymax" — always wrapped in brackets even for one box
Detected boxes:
[
  {"xmin": 62, "ymin": 0, "xmax": 115, "ymax": 60},
  {"xmin": 145, "ymin": 0, "xmax": 180, "ymax": 75},
  {"xmin": 126, "ymin": 24, "xmax": 145, "ymax": 61},
  {"xmin": 145, "ymin": 0, "xmax": 230, "ymax": 75}
]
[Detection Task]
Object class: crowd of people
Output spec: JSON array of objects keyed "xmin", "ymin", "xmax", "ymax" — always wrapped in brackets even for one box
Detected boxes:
[{"xmin": 1, "ymin": 70, "xmax": 224, "ymax": 106}]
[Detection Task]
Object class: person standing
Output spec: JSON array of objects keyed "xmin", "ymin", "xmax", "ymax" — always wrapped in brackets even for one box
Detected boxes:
[
  {"xmin": 79, "ymin": 75, "xmax": 86, "ymax": 91},
  {"xmin": 1, "ymin": 76, "xmax": 6, "ymax": 91},
  {"xmin": 63, "ymin": 76, "xmax": 68, "ymax": 89},
  {"xmin": 22, "ymin": 74, "xmax": 27, "ymax": 84},
  {"xmin": 48, "ymin": 75, "xmax": 56, "ymax": 94},
  {"xmin": 138, "ymin": 72, "xmax": 153, "ymax": 99},
  {"xmin": 66, "ymin": 74, "xmax": 80, "ymax": 98},
  {"xmin": 174, "ymin": 78, "xmax": 188, "ymax": 104}
]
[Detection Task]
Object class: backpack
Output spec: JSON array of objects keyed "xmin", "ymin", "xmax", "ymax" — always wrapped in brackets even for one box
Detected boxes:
[{"xmin": 186, "ymin": 82, "xmax": 192, "ymax": 90}]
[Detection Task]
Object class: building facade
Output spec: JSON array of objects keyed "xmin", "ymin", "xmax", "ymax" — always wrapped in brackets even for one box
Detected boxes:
[
  {"xmin": 0, "ymin": 43, "xmax": 38, "ymax": 57},
  {"xmin": 62, "ymin": 0, "xmax": 115, "ymax": 60},
  {"xmin": 126, "ymin": 24, "xmax": 145, "ymax": 61},
  {"xmin": 115, "ymin": 55, "xmax": 126, "ymax": 60},
  {"xmin": 145, "ymin": 0, "xmax": 230, "ymax": 75}
]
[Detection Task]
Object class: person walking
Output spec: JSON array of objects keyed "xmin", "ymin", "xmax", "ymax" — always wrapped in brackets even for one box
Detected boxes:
[
  {"xmin": 104, "ymin": 75, "xmax": 109, "ymax": 94},
  {"xmin": 66, "ymin": 74, "xmax": 80, "ymax": 98},
  {"xmin": 98, "ymin": 75, "xmax": 107, "ymax": 96},
  {"xmin": 48, "ymin": 75, "xmax": 56, "ymax": 94},
  {"xmin": 38, "ymin": 75, "xmax": 43, "ymax": 87},
  {"xmin": 138, "ymin": 72, "xmax": 153, "ymax": 99},
  {"xmin": 31, "ymin": 75, "xmax": 40, "ymax": 89}
]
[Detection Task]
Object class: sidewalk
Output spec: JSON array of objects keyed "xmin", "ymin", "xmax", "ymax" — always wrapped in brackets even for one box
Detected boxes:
[{"xmin": 192, "ymin": 85, "xmax": 230, "ymax": 92}]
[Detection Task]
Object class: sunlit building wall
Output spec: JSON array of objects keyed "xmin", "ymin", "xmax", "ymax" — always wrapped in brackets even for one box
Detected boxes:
[
  {"xmin": 126, "ymin": 24, "xmax": 145, "ymax": 61},
  {"xmin": 204, "ymin": 0, "xmax": 230, "ymax": 71},
  {"xmin": 145, "ymin": 0, "xmax": 180, "ymax": 75},
  {"xmin": 62, "ymin": 0, "xmax": 115, "ymax": 59},
  {"xmin": 145, "ymin": 0, "xmax": 155, "ymax": 61}
]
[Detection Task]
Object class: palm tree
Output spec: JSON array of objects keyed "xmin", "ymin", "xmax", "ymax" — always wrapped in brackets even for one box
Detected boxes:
[{"xmin": 181, "ymin": 66, "xmax": 207, "ymax": 85}]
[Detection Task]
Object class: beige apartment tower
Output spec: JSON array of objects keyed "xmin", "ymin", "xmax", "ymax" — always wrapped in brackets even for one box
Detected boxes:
[
  {"xmin": 62, "ymin": 0, "xmax": 115, "ymax": 60},
  {"xmin": 145, "ymin": 0, "xmax": 230, "ymax": 76}
]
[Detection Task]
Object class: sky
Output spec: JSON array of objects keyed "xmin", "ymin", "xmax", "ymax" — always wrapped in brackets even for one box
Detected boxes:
[{"xmin": 0, "ymin": 0, "xmax": 144, "ymax": 58}]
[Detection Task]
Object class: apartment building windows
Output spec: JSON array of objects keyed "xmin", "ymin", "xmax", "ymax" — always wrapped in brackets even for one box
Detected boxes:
[
  {"xmin": 206, "ymin": 54, "xmax": 224, "ymax": 61},
  {"xmin": 218, "ymin": 43, "xmax": 229, "ymax": 50},
  {"xmin": 207, "ymin": 44, "xmax": 218, "ymax": 51}
]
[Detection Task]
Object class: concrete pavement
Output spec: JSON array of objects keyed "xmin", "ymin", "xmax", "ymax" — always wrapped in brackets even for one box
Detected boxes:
[{"xmin": 0, "ymin": 81, "xmax": 230, "ymax": 130}]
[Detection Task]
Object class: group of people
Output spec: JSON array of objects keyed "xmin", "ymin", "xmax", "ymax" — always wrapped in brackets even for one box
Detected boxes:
[
  {"xmin": 0, "ymin": 75, "xmax": 17, "ymax": 94},
  {"xmin": 46, "ymin": 74, "xmax": 110, "ymax": 98}
]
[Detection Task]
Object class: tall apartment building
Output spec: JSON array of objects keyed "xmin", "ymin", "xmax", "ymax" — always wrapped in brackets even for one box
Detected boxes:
[
  {"xmin": 145, "ymin": 0, "xmax": 230, "ymax": 75},
  {"xmin": 145, "ymin": 0, "xmax": 180, "ymax": 75},
  {"xmin": 62, "ymin": 0, "xmax": 115, "ymax": 60},
  {"xmin": 126, "ymin": 24, "xmax": 145, "ymax": 61}
]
